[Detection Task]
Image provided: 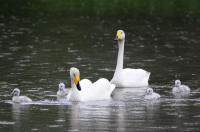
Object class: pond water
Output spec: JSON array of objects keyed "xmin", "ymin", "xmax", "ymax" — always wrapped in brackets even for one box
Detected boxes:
[{"xmin": 0, "ymin": 16, "xmax": 200, "ymax": 132}]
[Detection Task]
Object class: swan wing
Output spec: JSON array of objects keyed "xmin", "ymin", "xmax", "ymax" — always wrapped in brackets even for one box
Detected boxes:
[
  {"xmin": 67, "ymin": 78, "xmax": 115, "ymax": 101},
  {"xmin": 86, "ymin": 78, "xmax": 115, "ymax": 100},
  {"xmin": 181, "ymin": 85, "xmax": 191, "ymax": 93},
  {"xmin": 114, "ymin": 68, "xmax": 150, "ymax": 87},
  {"xmin": 19, "ymin": 96, "xmax": 32, "ymax": 103},
  {"xmin": 80, "ymin": 79, "xmax": 92, "ymax": 89}
]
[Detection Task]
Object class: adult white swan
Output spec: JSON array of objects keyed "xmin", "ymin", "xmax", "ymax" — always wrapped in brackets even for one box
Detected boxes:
[
  {"xmin": 11, "ymin": 88, "xmax": 32, "ymax": 103},
  {"xmin": 67, "ymin": 67, "xmax": 116, "ymax": 101},
  {"xmin": 110, "ymin": 30, "xmax": 150, "ymax": 87}
]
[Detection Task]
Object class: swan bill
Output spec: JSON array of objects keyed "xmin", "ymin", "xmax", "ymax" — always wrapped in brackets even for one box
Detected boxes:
[
  {"xmin": 76, "ymin": 82, "xmax": 81, "ymax": 91},
  {"xmin": 116, "ymin": 30, "xmax": 123, "ymax": 41},
  {"xmin": 73, "ymin": 75, "xmax": 81, "ymax": 91}
]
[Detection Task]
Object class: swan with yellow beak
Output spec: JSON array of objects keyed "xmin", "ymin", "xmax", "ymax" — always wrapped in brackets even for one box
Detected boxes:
[
  {"xmin": 111, "ymin": 30, "xmax": 150, "ymax": 87},
  {"xmin": 67, "ymin": 67, "xmax": 116, "ymax": 101}
]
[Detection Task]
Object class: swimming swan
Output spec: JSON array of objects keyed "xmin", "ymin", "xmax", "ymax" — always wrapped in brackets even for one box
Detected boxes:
[
  {"xmin": 67, "ymin": 67, "xmax": 116, "ymax": 101},
  {"xmin": 57, "ymin": 82, "xmax": 68, "ymax": 99},
  {"xmin": 144, "ymin": 88, "xmax": 160, "ymax": 100},
  {"xmin": 172, "ymin": 80, "xmax": 190, "ymax": 96},
  {"xmin": 11, "ymin": 88, "xmax": 32, "ymax": 103},
  {"xmin": 110, "ymin": 30, "xmax": 150, "ymax": 87}
]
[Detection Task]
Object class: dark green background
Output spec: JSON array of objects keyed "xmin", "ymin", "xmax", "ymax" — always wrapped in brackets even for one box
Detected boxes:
[{"xmin": 1, "ymin": 0, "xmax": 200, "ymax": 17}]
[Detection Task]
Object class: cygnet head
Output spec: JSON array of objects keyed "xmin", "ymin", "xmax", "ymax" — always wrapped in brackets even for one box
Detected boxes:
[
  {"xmin": 146, "ymin": 88, "xmax": 153, "ymax": 95},
  {"xmin": 58, "ymin": 82, "xmax": 65, "ymax": 91},
  {"xmin": 175, "ymin": 80, "xmax": 181, "ymax": 87},
  {"xmin": 115, "ymin": 30, "xmax": 125, "ymax": 41},
  {"xmin": 70, "ymin": 67, "xmax": 81, "ymax": 91},
  {"xmin": 11, "ymin": 88, "xmax": 20, "ymax": 96}
]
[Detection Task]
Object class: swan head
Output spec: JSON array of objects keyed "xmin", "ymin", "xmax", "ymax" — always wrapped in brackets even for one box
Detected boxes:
[
  {"xmin": 115, "ymin": 30, "xmax": 125, "ymax": 41},
  {"xmin": 146, "ymin": 88, "xmax": 153, "ymax": 95},
  {"xmin": 70, "ymin": 67, "xmax": 81, "ymax": 91},
  {"xmin": 58, "ymin": 82, "xmax": 65, "ymax": 91},
  {"xmin": 175, "ymin": 80, "xmax": 181, "ymax": 87},
  {"xmin": 11, "ymin": 88, "xmax": 20, "ymax": 96}
]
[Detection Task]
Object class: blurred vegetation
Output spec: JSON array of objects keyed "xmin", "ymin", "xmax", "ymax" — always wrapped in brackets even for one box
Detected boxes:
[{"xmin": 1, "ymin": 0, "xmax": 200, "ymax": 17}]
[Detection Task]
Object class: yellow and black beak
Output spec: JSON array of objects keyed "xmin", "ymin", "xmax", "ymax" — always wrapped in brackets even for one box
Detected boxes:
[
  {"xmin": 73, "ymin": 75, "xmax": 81, "ymax": 91},
  {"xmin": 114, "ymin": 31, "xmax": 123, "ymax": 41}
]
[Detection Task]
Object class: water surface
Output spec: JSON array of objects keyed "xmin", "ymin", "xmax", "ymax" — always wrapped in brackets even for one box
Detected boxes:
[{"xmin": 0, "ymin": 16, "xmax": 200, "ymax": 132}]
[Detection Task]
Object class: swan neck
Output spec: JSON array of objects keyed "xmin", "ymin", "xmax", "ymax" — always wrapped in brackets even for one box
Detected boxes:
[
  {"xmin": 71, "ymin": 79, "xmax": 76, "ymax": 89},
  {"xmin": 116, "ymin": 40, "xmax": 124, "ymax": 71}
]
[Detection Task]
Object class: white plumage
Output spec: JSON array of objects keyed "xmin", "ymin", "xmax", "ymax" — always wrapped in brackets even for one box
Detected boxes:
[
  {"xmin": 57, "ymin": 82, "xmax": 68, "ymax": 99},
  {"xmin": 111, "ymin": 30, "xmax": 150, "ymax": 87},
  {"xmin": 67, "ymin": 67, "xmax": 115, "ymax": 101},
  {"xmin": 144, "ymin": 88, "xmax": 160, "ymax": 100},
  {"xmin": 11, "ymin": 88, "xmax": 32, "ymax": 103},
  {"xmin": 172, "ymin": 80, "xmax": 190, "ymax": 97}
]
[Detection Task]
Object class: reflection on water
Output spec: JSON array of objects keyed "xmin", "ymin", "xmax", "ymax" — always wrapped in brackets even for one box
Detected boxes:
[
  {"xmin": 0, "ymin": 15, "xmax": 200, "ymax": 131},
  {"xmin": 12, "ymin": 104, "xmax": 30, "ymax": 132}
]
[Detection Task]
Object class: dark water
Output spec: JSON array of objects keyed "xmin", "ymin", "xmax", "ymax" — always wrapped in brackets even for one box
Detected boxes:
[{"xmin": 0, "ymin": 16, "xmax": 200, "ymax": 132}]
